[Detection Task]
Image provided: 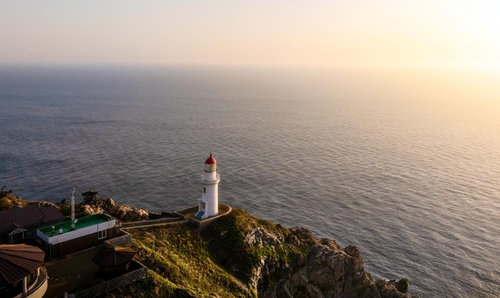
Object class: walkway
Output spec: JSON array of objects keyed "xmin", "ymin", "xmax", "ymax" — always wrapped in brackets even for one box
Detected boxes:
[
  {"xmin": 121, "ymin": 204, "xmax": 232, "ymax": 230},
  {"xmin": 121, "ymin": 219, "xmax": 188, "ymax": 230}
]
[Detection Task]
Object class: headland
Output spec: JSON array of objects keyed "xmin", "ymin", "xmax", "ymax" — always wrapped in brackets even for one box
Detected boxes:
[{"xmin": 0, "ymin": 189, "xmax": 417, "ymax": 297}]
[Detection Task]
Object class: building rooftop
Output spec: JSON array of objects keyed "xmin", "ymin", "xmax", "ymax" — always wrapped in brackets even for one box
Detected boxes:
[
  {"xmin": 0, "ymin": 244, "xmax": 45, "ymax": 285},
  {"xmin": 37, "ymin": 213, "xmax": 114, "ymax": 237},
  {"xmin": 0, "ymin": 205, "xmax": 63, "ymax": 234},
  {"xmin": 205, "ymin": 153, "xmax": 216, "ymax": 164}
]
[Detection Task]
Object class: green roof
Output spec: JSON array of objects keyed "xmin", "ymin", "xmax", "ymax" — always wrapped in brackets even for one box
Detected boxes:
[{"xmin": 38, "ymin": 213, "xmax": 114, "ymax": 237}]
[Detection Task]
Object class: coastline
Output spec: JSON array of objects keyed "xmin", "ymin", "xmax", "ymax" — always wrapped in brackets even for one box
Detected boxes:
[{"xmin": 1, "ymin": 191, "xmax": 417, "ymax": 297}]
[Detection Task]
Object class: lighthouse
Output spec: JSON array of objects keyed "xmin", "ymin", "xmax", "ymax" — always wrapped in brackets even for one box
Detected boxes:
[{"xmin": 195, "ymin": 153, "xmax": 220, "ymax": 219}]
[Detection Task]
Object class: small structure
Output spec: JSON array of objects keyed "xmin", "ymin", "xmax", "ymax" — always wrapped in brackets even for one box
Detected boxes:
[
  {"xmin": 0, "ymin": 244, "xmax": 48, "ymax": 298},
  {"xmin": 0, "ymin": 205, "xmax": 63, "ymax": 244},
  {"xmin": 37, "ymin": 213, "xmax": 119, "ymax": 260},
  {"xmin": 92, "ymin": 246, "xmax": 137, "ymax": 276},
  {"xmin": 195, "ymin": 153, "xmax": 221, "ymax": 219},
  {"xmin": 82, "ymin": 191, "xmax": 98, "ymax": 203}
]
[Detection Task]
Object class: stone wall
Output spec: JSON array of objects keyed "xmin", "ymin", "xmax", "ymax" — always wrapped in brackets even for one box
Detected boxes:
[
  {"xmin": 104, "ymin": 230, "xmax": 132, "ymax": 246},
  {"xmin": 67, "ymin": 260, "xmax": 148, "ymax": 298}
]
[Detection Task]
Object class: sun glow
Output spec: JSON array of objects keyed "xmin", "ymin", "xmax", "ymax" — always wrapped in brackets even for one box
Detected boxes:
[{"xmin": 0, "ymin": 0, "xmax": 499, "ymax": 69}]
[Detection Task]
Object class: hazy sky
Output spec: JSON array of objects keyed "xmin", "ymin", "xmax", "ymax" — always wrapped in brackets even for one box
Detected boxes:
[{"xmin": 2, "ymin": 0, "xmax": 499, "ymax": 68}]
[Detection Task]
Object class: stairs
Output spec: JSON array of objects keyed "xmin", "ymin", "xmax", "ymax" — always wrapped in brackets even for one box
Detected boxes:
[{"xmin": 194, "ymin": 211, "xmax": 205, "ymax": 219}]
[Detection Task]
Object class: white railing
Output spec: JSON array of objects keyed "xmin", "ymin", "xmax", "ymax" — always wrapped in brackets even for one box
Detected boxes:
[{"xmin": 200, "ymin": 173, "xmax": 220, "ymax": 182}]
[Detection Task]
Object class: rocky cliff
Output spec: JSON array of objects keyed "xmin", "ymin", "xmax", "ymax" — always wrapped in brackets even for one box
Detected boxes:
[
  {"xmin": 243, "ymin": 226, "xmax": 410, "ymax": 298},
  {"xmin": 109, "ymin": 208, "xmax": 417, "ymax": 298},
  {"xmin": 204, "ymin": 209, "xmax": 415, "ymax": 298}
]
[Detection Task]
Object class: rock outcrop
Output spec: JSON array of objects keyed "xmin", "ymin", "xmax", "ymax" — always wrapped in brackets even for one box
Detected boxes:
[
  {"xmin": 204, "ymin": 209, "xmax": 417, "ymax": 298},
  {"xmin": 249, "ymin": 227, "xmax": 414, "ymax": 298},
  {"xmin": 78, "ymin": 197, "xmax": 149, "ymax": 222}
]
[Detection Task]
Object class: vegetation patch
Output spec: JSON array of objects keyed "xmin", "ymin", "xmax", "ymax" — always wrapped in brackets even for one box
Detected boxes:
[
  {"xmin": 202, "ymin": 209, "xmax": 309, "ymax": 288},
  {"xmin": 105, "ymin": 209, "xmax": 310, "ymax": 297},
  {"xmin": 0, "ymin": 188, "xmax": 28, "ymax": 211},
  {"xmin": 113, "ymin": 221, "xmax": 252, "ymax": 298},
  {"xmin": 105, "ymin": 270, "xmax": 195, "ymax": 298}
]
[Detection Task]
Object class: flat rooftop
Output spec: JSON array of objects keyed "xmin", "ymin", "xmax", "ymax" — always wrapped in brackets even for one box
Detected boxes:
[{"xmin": 38, "ymin": 213, "xmax": 114, "ymax": 237}]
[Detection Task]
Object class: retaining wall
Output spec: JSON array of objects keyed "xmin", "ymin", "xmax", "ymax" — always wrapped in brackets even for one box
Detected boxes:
[
  {"xmin": 68, "ymin": 260, "xmax": 147, "ymax": 298},
  {"xmin": 188, "ymin": 204, "xmax": 232, "ymax": 228},
  {"xmin": 104, "ymin": 230, "xmax": 132, "ymax": 246}
]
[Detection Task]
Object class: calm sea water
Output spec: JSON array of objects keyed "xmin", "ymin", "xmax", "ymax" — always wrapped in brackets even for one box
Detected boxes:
[{"xmin": 1, "ymin": 65, "xmax": 500, "ymax": 297}]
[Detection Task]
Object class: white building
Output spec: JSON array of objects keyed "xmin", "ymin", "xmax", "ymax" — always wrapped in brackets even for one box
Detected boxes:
[
  {"xmin": 195, "ymin": 153, "xmax": 220, "ymax": 219},
  {"xmin": 37, "ymin": 213, "xmax": 118, "ymax": 260}
]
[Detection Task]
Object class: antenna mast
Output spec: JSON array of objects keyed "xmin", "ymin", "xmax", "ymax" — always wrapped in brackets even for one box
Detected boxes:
[{"xmin": 71, "ymin": 187, "xmax": 76, "ymax": 230}]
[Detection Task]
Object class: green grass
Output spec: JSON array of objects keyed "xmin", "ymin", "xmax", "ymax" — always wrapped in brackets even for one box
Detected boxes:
[
  {"xmin": 202, "ymin": 209, "xmax": 308, "ymax": 285},
  {"xmin": 105, "ymin": 208, "xmax": 311, "ymax": 298},
  {"xmin": 104, "ymin": 270, "xmax": 196, "ymax": 298},
  {"xmin": 114, "ymin": 221, "xmax": 252, "ymax": 298}
]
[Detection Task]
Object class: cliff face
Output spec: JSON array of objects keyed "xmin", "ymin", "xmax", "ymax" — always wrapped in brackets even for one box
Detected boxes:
[
  {"xmin": 248, "ymin": 228, "xmax": 411, "ymax": 298},
  {"xmin": 201, "ymin": 209, "xmax": 415, "ymax": 298}
]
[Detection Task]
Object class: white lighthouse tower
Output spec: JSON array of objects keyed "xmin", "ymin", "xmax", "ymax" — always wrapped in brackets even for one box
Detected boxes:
[{"xmin": 195, "ymin": 153, "xmax": 220, "ymax": 219}]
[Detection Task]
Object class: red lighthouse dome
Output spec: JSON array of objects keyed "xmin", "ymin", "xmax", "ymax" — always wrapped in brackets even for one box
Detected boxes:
[
  {"xmin": 205, "ymin": 153, "xmax": 216, "ymax": 165},
  {"xmin": 204, "ymin": 153, "xmax": 217, "ymax": 172}
]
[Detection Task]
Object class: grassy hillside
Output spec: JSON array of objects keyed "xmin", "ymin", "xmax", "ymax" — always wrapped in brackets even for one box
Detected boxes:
[{"xmin": 104, "ymin": 209, "xmax": 312, "ymax": 298}]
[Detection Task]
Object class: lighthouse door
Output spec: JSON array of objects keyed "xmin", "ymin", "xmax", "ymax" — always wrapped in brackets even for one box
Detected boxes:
[{"xmin": 196, "ymin": 201, "xmax": 207, "ymax": 219}]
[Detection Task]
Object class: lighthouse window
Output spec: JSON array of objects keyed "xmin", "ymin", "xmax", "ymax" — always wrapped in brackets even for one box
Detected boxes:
[{"xmin": 203, "ymin": 187, "xmax": 206, "ymax": 193}]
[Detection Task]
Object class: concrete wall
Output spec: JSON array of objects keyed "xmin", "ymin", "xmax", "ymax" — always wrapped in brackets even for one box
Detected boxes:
[{"xmin": 103, "ymin": 230, "xmax": 132, "ymax": 246}]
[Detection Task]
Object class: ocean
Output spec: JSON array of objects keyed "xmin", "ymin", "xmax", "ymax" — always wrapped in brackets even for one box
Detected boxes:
[{"xmin": 1, "ymin": 65, "xmax": 499, "ymax": 297}]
